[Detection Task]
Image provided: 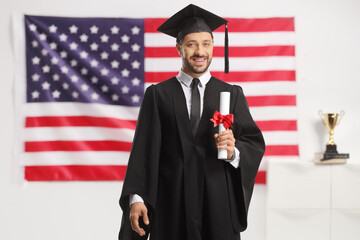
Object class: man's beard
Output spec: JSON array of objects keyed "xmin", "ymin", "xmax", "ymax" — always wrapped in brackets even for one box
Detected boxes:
[{"xmin": 182, "ymin": 55, "xmax": 212, "ymax": 74}]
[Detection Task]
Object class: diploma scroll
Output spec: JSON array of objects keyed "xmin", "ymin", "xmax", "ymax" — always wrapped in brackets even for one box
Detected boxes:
[{"xmin": 218, "ymin": 92, "xmax": 230, "ymax": 159}]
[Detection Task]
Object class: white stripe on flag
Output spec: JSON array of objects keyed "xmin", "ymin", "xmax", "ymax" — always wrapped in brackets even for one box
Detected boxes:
[
  {"xmin": 24, "ymin": 102, "xmax": 140, "ymax": 119},
  {"xmin": 249, "ymin": 106, "xmax": 298, "ymax": 120},
  {"xmin": 144, "ymin": 82, "xmax": 297, "ymax": 96},
  {"xmin": 145, "ymin": 32, "xmax": 296, "ymax": 47},
  {"xmin": 262, "ymin": 131, "xmax": 299, "ymax": 145},
  {"xmin": 24, "ymin": 127, "xmax": 135, "ymax": 141},
  {"xmin": 145, "ymin": 57, "xmax": 296, "ymax": 72},
  {"xmin": 239, "ymin": 81, "xmax": 297, "ymax": 96},
  {"xmin": 22, "ymin": 151, "xmax": 130, "ymax": 166}
]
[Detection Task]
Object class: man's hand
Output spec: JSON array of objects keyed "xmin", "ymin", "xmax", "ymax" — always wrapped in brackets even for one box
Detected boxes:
[
  {"xmin": 129, "ymin": 202, "xmax": 149, "ymax": 236},
  {"xmin": 214, "ymin": 129, "xmax": 236, "ymax": 160}
]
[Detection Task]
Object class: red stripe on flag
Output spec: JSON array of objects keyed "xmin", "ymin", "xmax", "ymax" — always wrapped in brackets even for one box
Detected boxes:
[
  {"xmin": 265, "ymin": 145, "xmax": 299, "ymax": 156},
  {"xmin": 145, "ymin": 71, "xmax": 296, "ymax": 83},
  {"xmin": 25, "ymin": 141, "xmax": 132, "ymax": 152},
  {"xmin": 145, "ymin": 46, "xmax": 295, "ymax": 58},
  {"xmin": 145, "ymin": 18, "xmax": 295, "ymax": 33},
  {"xmin": 246, "ymin": 95, "xmax": 296, "ymax": 107},
  {"xmin": 255, "ymin": 120, "xmax": 297, "ymax": 131},
  {"xmin": 25, "ymin": 165, "xmax": 127, "ymax": 181},
  {"xmin": 255, "ymin": 170, "xmax": 266, "ymax": 184},
  {"xmin": 25, "ymin": 116, "xmax": 137, "ymax": 129}
]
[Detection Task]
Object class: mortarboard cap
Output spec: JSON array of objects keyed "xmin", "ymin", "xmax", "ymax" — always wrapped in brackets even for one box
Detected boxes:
[{"xmin": 157, "ymin": 4, "xmax": 230, "ymax": 73}]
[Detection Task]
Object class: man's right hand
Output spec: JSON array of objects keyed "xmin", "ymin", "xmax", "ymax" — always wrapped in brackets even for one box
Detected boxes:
[{"xmin": 129, "ymin": 202, "xmax": 149, "ymax": 236}]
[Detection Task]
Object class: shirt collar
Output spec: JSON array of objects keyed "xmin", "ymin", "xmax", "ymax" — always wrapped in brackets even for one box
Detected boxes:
[{"xmin": 176, "ymin": 70, "xmax": 212, "ymax": 88}]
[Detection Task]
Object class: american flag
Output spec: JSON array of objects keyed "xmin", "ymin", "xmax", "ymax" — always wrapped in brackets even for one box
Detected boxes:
[{"xmin": 15, "ymin": 15, "xmax": 297, "ymax": 182}]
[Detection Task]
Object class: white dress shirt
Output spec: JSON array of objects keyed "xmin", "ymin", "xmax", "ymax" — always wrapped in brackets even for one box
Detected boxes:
[{"xmin": 130, "ymin": 70, "xmax": 240, "ymax": 206}]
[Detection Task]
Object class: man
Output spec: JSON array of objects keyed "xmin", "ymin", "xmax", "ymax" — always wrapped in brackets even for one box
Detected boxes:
[{"xmin": 119, "ymin": 4, "xmax": 265, "ymax": 240}]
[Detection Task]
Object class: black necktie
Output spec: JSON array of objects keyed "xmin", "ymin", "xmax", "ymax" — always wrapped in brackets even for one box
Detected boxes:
[{"xmin": 190, "ymin": 78, "xmax": 200, "ymax": 136}]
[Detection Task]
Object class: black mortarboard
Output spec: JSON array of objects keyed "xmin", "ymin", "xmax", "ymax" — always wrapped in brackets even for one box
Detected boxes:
[{"xmin": 157, "ymin": 4, "xmax": 230, "ymax": 73}]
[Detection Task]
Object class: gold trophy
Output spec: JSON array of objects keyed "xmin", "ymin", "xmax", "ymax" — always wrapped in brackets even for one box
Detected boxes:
[{"xmin": 318, "ymin": 110, "xmax": 349, "ymax": 161}]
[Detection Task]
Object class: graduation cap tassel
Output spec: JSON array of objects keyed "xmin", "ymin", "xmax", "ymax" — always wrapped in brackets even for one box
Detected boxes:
[{"xmin": 225, "ymin": 23, "xmax": 229, "ymax": 73}]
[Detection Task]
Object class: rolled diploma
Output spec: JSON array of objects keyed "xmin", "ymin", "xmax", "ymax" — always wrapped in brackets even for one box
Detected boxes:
[{"xmin": 218, "ymin": 92, "xmax": 230, "ymax": 159}]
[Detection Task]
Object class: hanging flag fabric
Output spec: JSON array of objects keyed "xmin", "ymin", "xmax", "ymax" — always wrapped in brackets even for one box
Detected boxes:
[{"xmin": 13, "ymin": 15, "xmax": 298, "ymax": 183}]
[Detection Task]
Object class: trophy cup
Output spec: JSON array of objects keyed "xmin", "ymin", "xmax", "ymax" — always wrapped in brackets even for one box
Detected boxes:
[{"xmin": 318, "ymin": 110, "xmax": 349, "ymax": 161}]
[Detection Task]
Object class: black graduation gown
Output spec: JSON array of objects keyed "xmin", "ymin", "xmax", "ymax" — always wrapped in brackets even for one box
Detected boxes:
[{"xmin": 119, "ymin": 76, "xmax": 265, "ymax": 240}]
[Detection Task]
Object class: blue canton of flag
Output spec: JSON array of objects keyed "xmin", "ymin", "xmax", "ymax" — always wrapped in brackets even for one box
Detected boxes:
[{"xmin": 25, "ymin": 15, "xmax": 145, "ymax": 106}]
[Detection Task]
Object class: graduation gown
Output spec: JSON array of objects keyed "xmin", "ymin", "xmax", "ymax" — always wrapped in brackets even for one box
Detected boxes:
[{"xmin": 119, "ymin": 76, "xmax": 265, "ymax": 240}]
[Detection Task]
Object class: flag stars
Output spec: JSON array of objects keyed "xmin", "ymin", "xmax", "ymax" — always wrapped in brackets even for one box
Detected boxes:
[
  {"xmin": 80, "ymin": 34, "xmax": 89, "ymax": 42},
  {"xmin": 91, "ymin": 76, "xmax": 98, "ymax": 84},
  {"xmin": 32, "ymin": 56, "xmax": 40, "ymax": 65},
  {"xmin": 121, "ymin": 68, "xmax": 130, "ymax": 77},
  {"xmin": 31, "ymin": 90, "xmax": 40, "ymax": 99},
  {"xmin": 69, "ymin": 25, "xmax": 78, "ymax": 34},
  {"xmin": 70, "ymin": 42, "xmax": 78, "ymax": 50},
  {"xmin": 51, "ymin": 57, "xmax": 59, "ymax": 65},
  {"xmin": 72, "ymin": 91, "xmax": 79, "ymax": 99},
  {"xmin": 131, "ymin": 60, "xmax": 141, "ymax": 69},
  {"xmin": 53, "ymin": 74, "xmax": 60, "ymax": 81},
  {"xmin": 71, "ymin": 75, "xmax": 79, "ymax": 82},
  {"xmin": 62, "ymin": 83, "xmax": 69, "ymax": 89},
  {"xmin": 29, "ymin": 24, "xmax": 37, "ymax": 32},
  {"xmin": 111, "ymin": 26, "xmax": 120, "ymax": 34},
  {"xmin": 42, "ymin": 65, "xmax": 50, "ymax": 73},
  {"xmin": 39, "ymin": 33, "xmax": 47, "ymax": 41},
  {"xmin": 90, "ymin": 25, "xmax": 99, "ymax": 34},
  {"xmin": 132, "ymin": 77, "xmax": 141, "ymax": 86},
  {"xmin": 49, "ymin": 42, "xmax": 57, "ymax": 50},
  {"xmin": 101, "ymin": 68, "xmax": 109, "ymax": 76},
  {"xmin": 59, "ymin": 33, "xmax": 68, "ymax": 42},
  {"xmin": 131, "ymin": 43, "xmax": 140, "ymax": 52},
  {"xmin": 121, "ymin": 51, "xmax": 130, "ymax": 60},
  {"xmin": 101, "ymin": 85, "xmax": 109, "ymax": 92},
  {"xmin": 81, "ymin": 84, "xmax": 89, "ymax": 91},
  {"xmin": 61, "ymin": 66, "xmax": 69, "ymax": 73},
  {"xmin": 111, "ymin": 43, "xmax": 120, "ymax": 51},
  {"xmin": 131, "ymin": 26, "xmax": 141, "ymax": 35},
  {"xmin": 41, "ymin": 49, "xmax": 49, "ymax": 56},
  {"xmin": 81, "ymin": 68, "xmax": 88, "ymax": 75},
  {"xmin": 42, "ymin": 81, "xmax": 50, "ymax": 90},
  {"xmin": 32, "ymin": 73, "xmax": 40, "ymax": 81},
  {"xmin": 80, "ymin": 51, "xmax": 88, "ymax": 59},
  {"xmin": 90, "ymin": 42, "xmax": 99, "ymax": 51},
  {"xmin": 100, "ymin": 34, "xmax": 109, "ymax": 43},
  {"xmin": 70, "ymin": 59, "xmax": 78, "ymax": 67},
  {"xmin": 49, "ymin": 24, "xmax": 57, "ymax": 33},
  {"xmin": 60, "ymin": 51, "xmax": 68, "ymax": 58},
  {"xmin": 52, "ymin": 90, "xmax": 61, "ymax": 98},
  {"xmin": 121, "ymin": 34, "xmax": 130, "ymax": 43},
  {"xmin": 32, "ymin": 40, "xmax": 39, "ymax": 48},
  {"xmin": 121, "ymin": 85, "xmax": 130, "ymax": 94},
  {"xmin": 90, "ymin": 59, "xmax": 99, "ymax": 67},
  {"xmin": 111, "ymin": 60, "xmax": 119, "ymax": 68},
  {"xmin": 100, "ymin": 51, "xmax": 109, "ymax": 60},
  {"xmin": 111, "ymin": 77, "xmax": 120, "ymax": 85},
  {"xmin": 91, "ymin": 92, "xmax": 99, "ymax": 100},
  {"xmin": 112, "ymin": 94, "xmax": 119, "ymax": 101},
  {"xmin": 132, "ymin": 94, "xmax": 141, "ymax": 103}
]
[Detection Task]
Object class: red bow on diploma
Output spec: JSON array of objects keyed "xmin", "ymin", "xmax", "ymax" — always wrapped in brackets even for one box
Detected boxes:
[{"xmin": 210, "ymin": 111, "xmax": 234, "ymax": 130}]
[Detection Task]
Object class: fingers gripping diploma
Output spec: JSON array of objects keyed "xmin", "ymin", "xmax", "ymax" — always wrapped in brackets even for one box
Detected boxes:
[
  {"xmin": 214, "ymin": 129, "xmax": 236, "ymax": 160},
  {"xmin": 129, "ymin": 202, "xmax": 150, "ymax": 236}
]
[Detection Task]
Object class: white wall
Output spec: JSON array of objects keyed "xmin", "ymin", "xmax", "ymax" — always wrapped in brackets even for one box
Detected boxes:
[{"xmin": 1, "ymin": 0, "xmax": 359, "ymax": 239}]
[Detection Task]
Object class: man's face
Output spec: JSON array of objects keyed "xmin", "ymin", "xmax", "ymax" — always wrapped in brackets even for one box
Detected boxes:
[{"xmin": 176, "ymin": 32, "xmax": 214, "ymax": 77}]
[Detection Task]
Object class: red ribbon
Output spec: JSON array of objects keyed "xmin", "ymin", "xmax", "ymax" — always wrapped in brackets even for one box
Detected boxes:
[{"xmin": 210, "ymin": 111, "xmax": 234, "ymax": 130}]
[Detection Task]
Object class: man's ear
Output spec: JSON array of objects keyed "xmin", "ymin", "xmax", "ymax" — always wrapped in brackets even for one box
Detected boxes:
[{"xmin": 176, "ymin": 43, "xmax": 181, "ymax": 56}]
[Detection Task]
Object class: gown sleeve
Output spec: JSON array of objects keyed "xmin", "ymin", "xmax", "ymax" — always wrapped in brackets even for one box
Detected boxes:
[
  {"xmin": 119, "ymin": 85, "xmax": 162, "ymax": 239},
  {"xmin": 226, "ymin": 85, "xmax": 265, "ymax": 232}
]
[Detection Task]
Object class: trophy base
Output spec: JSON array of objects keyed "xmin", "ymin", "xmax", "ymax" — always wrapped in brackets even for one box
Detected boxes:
[{"xmin": 321, "ymin": 144, "xmax": 349, "ymax": 161}]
